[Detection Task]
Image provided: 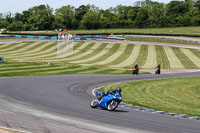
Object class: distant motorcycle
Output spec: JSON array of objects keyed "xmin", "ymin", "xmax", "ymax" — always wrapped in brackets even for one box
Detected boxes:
[
  {"xmin": 155, "ymin": 68, "xmax": 160, "ymax": 74},
  {"xmin": 90, "ymin": 91, "xmax": 122, "ymax": 111},
  {"xmin": 132, "ymin": 67, "xmax": 139, "ymax": 75}
]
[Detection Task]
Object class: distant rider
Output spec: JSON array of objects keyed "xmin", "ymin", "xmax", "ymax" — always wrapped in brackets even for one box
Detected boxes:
[
  {"xmin": 132, "ymin": 64, "xmax": 139, "ymax": 75},
  {"xmin": 155, "ymin": 64, "xmax": 161, "ymax": 74}
]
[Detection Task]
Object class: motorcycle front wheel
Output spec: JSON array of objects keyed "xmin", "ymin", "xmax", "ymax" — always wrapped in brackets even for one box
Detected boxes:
[
  {"xmin": 90, "ymin": 100, "xmax": 98, "ymax": 108},
  {"xmin": 107, "ymin": 100, "xmax": 119, "ymax": 111}
]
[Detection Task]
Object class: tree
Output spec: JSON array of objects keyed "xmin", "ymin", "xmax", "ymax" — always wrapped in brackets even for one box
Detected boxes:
[
  {"xmin": 27, "ymin": 5, "xmax": 54, "ymax": 30},
  {"xmin": 54, "ymin": 5, "xmax": 75, "ymax": 29},
  {"xmin": 74, "ymin": 5, "xmax": 90, "ymax": 29},
  {"xmin": 81, "ymin": 9, "xmax": 100, "ymax": 29},
  {"xmin": 134, "ymin": 7, "xmax": 149, "ymax": 28},
  {"xmin": 148, "ymin": 2, "xmax": 167, "ymax": 27}
]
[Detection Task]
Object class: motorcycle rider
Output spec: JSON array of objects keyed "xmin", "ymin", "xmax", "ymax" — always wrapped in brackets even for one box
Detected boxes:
[
  {"xmin": 155, "ymin": 64, "xmax": 161, "ymax": 74},
  {"xmin": 97, "ymin": 87, "xmax": 122, "ymax": 101},
  {"xmin": 132, "ymin": 64, "xmax": 139, "ymax": 75}
]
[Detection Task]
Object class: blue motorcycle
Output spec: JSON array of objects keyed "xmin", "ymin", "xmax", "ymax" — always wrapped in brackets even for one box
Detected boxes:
[{"xmin": 90, "ymin": 91, "xmax": 122, "ymax": 111}]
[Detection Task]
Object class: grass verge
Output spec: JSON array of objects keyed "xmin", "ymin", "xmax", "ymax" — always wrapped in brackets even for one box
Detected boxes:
[
  {"xmin": 8, "ymin": 27, "xmax": 200, "ymax": 36},
  {"xmin": 0, "ymin": 62, "xmax": 149, "ymax": 77},
  {"xmin": 100, "ymin": 77, "xmax": 200, "ymax": 116},
  {"xmin": 125, "ymin": 36, "xmax": 200, "ymax": 45}
]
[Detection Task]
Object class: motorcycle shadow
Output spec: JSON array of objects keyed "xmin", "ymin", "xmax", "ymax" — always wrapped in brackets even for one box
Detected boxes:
[
  {"xmin": 112, "ymin": 109, "xmax": 129, "ymax": 113},
  {"xmin": 98, "ymin": 108, "xmax": 129, "ymax": 113}
]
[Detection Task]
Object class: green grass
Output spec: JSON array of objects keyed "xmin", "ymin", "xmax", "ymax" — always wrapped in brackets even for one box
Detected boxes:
[
  {"xmin": 91, "ymin": 43, "xmax": 121, "ymax": 65},
  {"xmin": 0, "ymin": 37, "xmax": 21, "ymax": 40},
  {"xmin": 125, "ymin": 36, "xmax": 200, "ymax": 45},
  {"xmin": 1, "ymin": 41, "xmax": 200, "ymax": 78},
  {"xmin": 172, "ymin": 47, "xmax": 198, "ymax": 69},
  {"xmin": 0, "ymin": 62, "xmax": 136, "ymax": 77},
  {"xmin": 73, "ymin": 43, "xmax": 109, "ymax": 62},
  {"xmin": 100, "ymin": 77, "xmax": 200, "ymax": 116},
  {"xmin": 134, "ymin": 45, "xmax": 148, "ymax": 68},
  {"xmin": 155, "ymin": 46, "xmax": 170, "ymax": 69},
  {"xmin": 9, "ymin": 27, "xmax": 200, "ymax": 36},
  {"xmin": 105, "ymin": 44, "xmax": 134, "ymax": 66}
]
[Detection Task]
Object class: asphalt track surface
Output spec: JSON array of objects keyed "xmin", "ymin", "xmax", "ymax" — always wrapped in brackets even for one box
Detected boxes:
[{"xmin": 0, "ymin": 73, "xmax": 200, "ymax": 133}]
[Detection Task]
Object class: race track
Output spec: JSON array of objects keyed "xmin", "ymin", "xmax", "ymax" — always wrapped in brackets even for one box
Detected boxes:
[{"xmin": 0, "ymin": 73, "xmax": 200, "ymax": 133}]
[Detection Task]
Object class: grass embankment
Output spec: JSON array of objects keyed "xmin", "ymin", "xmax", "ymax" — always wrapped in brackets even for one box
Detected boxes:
[
  {"xmin": 1, "ymin": 41, "xmax": 200, "ymax": 71},
  {"xmin": 100, "ymin": 77, "xmax": 200, "ymax": 116},
  {"xmin": 125, "ymin": 36, "xmax": 200, "ymax": 45},
  {"xmin": 8, "ymin": 27, "xmax": 200, "ymax": 36}
]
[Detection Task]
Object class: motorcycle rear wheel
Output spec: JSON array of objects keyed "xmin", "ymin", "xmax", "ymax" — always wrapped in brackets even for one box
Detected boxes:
[
  {"xmin": 90, "ymin": 100, "xmax": 98, "ymax": 108},
  {"xmin": 107, "ymin": 100, "xmax": 119, "ymax": 111}
]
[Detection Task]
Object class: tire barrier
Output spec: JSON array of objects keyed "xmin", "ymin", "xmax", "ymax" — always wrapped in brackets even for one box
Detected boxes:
[{"xmin": 1, "ymin": 34, "xmax": 124, "ymax": 41}]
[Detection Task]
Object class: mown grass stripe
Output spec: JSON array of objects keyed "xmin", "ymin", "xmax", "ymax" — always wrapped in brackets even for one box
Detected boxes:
[
  {"xmin": 103, "ymin": 44, "xmax": 131, "ymax": 66},
  {"xmin": 143, "ymin": 45, "xmax": 157, "ymax": 68},
  {"xmin": 3, "ymin": 41, "xmax": 79, "ymax": 59},
  {"xmin": 0, "ymin": 42, "xmax": 21, "ymax": 49},
  {"xmin": 65, "ymin": 43, "xmax": 104, "ymax": 61},
  {"xmin": 155, "ymin": 45, "xmax": 170, "ymax": 69},
  {"xmin": 113, "ymin": 45, "xmax": 141, "ymax": 68},
  {"xmin": 22, "ymin": 42, "xmax": 57, "ymax": 57},
  {"xmin": 84, "ymin": 43, "xmax": 120, "ymax": 65},
  {"xmin": 163, "ymin": 46, "xmax": 184, "ymax": 69},
  {"xmin": 93, "ymin": 43, "xmax": 128, "ymax": 66},
  {"xmin": 11, "ymin": 42, "xmax": 57, "ymax": 58},
  {"xmin": 172, "ymin": 47, "xmax": 198, "ymax": 69},
  {"xmin": 181, "ymin": 49, "xmax": 200, "ymax": 68},
  {"xmin": 190, "ymin": 49, "xmax": 200, "ymax": 59},
  {"xmin": 4, "ymin": 42, "xmax": 88, "ymax": 62},
  {"xmin": 134, "ymin": 45, "xmax": 148, "ymax": 68},
  {"xmin": 47, "ymin": 42, "xmax": 97, "ymax": 63},
  {"xmin": 0, "ymin": 42, "xmax": 34, "ymax": 52},
  {"xmin": 70, "ymin": 43, "xmax": 114, "ymax": 64},
  {"xmin": 25, "ymin": 42, "xmax": 94, "ymax": 62},
  {"xmin": 60, "ymin": 42, "xmax": 95, "ymax": 59},
  {"xmin": 0, "ymin": 42, "xmax": 43, "ymax": 53},
  {"xmin": 3, "ymin": 42, "xmax": 56, "ymax": 57},
  {"xmin": 14, "ymin": 42, "xmax": 49, "ymax": 53}
]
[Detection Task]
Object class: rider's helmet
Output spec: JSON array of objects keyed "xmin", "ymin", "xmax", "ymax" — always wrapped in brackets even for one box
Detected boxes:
[{"xmin": 115, "ymin": 87, "xmax": 122, "ymax": 93}]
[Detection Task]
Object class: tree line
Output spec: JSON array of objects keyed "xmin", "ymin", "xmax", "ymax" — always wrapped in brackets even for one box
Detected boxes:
[{"xmin": 0, "ymin": 0, "xmax": 200, "ymax": 31}]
